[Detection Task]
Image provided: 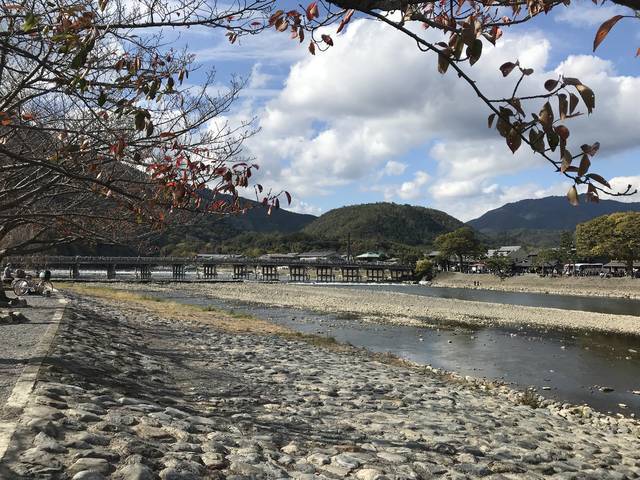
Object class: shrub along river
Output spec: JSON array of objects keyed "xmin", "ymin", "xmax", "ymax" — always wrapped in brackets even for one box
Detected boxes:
[{"xmin": 143, "ymin": 286, "xmax": 640, "ymax": 417}]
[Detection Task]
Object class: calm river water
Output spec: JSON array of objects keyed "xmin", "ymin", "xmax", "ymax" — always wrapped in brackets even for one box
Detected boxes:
[{"xmin": 150, "ymin": 289, "xmax": 640, "ymax": 417}]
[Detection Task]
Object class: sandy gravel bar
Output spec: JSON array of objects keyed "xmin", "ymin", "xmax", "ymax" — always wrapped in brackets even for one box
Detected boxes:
[
  {"xmin": 3, "ymin": 292, "xmax": 640, "ymax": 479},
  {"xmin": 123, "ymin": 282, "xmax": 640, "ymax": 337},
  {"xmin": 432, "ymin": 273, "xmax": 640, "ymax": 300}
]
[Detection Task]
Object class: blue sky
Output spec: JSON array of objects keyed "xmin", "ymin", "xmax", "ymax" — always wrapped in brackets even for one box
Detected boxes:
[{"xmin": 171, "ymin": 1, "xmax": 640, "ymax": 220}]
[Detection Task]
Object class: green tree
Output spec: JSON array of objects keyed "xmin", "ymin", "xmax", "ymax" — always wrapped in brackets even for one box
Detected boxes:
[
  {"xmin": 414, "ymin": 259, "xmax": 434, "ymax": 281},
  {"xmin": 576, "ymin": 212, "xmax": 640, "ymax": 274},
  {"xmin": 486, "ymin": 256, "xmax": 512, "ymax": 279},
  {"xmin": 434, "ymin": 227, "xmax": 483, "ymax": 273},
  {"xmin": 535, "ymin": 248, "xmax": 562, "ymax": 274}
]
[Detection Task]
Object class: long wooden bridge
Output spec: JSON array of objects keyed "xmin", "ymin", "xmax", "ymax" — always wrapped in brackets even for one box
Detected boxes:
[{"xmin": 7, "ymin": 255, "xmax": 415, "ymax": 283}]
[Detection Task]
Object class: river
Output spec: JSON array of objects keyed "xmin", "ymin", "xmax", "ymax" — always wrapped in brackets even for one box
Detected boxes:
[{"xmin": 146, "ymin": 289, "xmax": 640, "ymax": 417}]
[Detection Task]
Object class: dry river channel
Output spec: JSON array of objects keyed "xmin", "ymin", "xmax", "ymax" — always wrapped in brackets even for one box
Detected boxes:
[{"xmin": 133, "ymin": 284, "xmax": 640, "ymax": 418}]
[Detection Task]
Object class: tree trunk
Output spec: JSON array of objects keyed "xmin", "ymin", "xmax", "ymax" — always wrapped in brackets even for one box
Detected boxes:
[
  {"xmin": 627, "ymin": 259, "xmax": 634, "ymax": 276},
  {"xmin": 458, "ymin": 254, "xmax": 464, "ymax": 274}
]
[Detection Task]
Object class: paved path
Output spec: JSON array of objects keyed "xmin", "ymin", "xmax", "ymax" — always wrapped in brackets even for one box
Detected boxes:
[
  {"xmin": 0, "ymin": 296, "xmax": 64, "ymax": 415},
  {"xmin": 1, "ymin": 293, "xmax": 639, "ymax": 479},
  {"xmin": 0, "ymin": 294, "xmax": 66, "ymax": 467}
]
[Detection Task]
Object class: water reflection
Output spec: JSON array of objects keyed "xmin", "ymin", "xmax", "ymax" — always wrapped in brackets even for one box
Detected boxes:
[{"xmin": 152, "ymin": 292, "xmax": 640, "ymax": 416}]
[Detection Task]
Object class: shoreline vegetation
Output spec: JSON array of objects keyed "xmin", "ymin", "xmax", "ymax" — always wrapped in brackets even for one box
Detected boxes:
[
  {"xmin": 74, "ymin": 281, "xmax": 640, "ymax": 337},
  {"xmin": 431, "ymin": 272, "xmax": 640, "ymax": 300}
]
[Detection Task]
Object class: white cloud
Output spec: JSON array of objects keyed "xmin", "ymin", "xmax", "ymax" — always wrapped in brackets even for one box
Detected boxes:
[
  {"xmin": 434, "ymin": 181, "xmax": 572, "ymax": 221},
  {"xmin": 216, "ymin": 18, "xmax": 640, "ymax": 218},
  {"xmin": 383, "ymin": 160, "xmax": 407, "ymax": 176},
  {"xmin": 555, "ymin": 2, "xmax": 627, "ymax": 27},
  {"xmin": 192, "ymin": 30, "xmax": 305, "ymax": 63},
  {"xmin": 399, "ymin": 171, "xmax": 430, "ymax": 200},
  {"xmin": 602, "ymin": 176, "xmax": 640, "ymax": 202},
  {"xmin": 288, "ymin": 199, "xmax": 323, "ymax": 216},
  {"xmin": 369, "ymin": 170, "xmax": 431, "ymax": 201},
  {"xmin": 248, "ymin": 63, "xmax": 272, "ymax": 89}
]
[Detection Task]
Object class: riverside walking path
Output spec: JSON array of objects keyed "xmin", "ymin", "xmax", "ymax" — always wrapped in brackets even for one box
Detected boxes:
[
  {"xmin": 1, "ymin": 289, "xmax": 640, "ymax": 479},
  {"xmin": 0, "ymin": 295, "xmax": 66, "ymax": 462}
]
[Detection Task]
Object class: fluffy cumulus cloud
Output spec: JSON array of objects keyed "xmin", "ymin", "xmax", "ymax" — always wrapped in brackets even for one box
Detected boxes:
[
  {"xmin": 603, "ymin": 176, "xmax": 640, "ymax": 202},
  {"xmin": 383, "ymin": 161, "xmax": 408, "ymax": 176},
  {"xmin": 371, "ymin": 170, "xmax": 431, "ymax": 201},
  {"xmin": 218, "ymin": 18, "xmax": 640, "ymax": 218},
  {"xmin": 555, "ymin": 2, "xmax": 627, "ymax": 27}
]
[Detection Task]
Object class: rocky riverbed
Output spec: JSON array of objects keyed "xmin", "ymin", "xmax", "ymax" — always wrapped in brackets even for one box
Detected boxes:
[
  {"xmin": 3, "ymin": 291, "xmax": 640, "ymax": 479},
  {"xmin": 113, "ymin": 281, "xmax": 640, "ymax": 336},
  {"xmin": 431, "ymin": 273, "xmax": 640, "ymax": 300}
]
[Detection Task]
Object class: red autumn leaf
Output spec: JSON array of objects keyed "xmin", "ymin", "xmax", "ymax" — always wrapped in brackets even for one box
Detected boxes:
[
  {"xmin": 306, "ymin": 1, "xmax": 318, "ymax": 20},
  {"xmin": 321, "ymin": 34, "xmax": 333, "ymax": 46},
  {"xmin": 337, "ymin": 9, "xmax": 354, "ymax": 34},
  {"xmin": 268, "ymin": 10, "xmax": 284, "ymax": 26},
  {"xmin": 593, "ymin": 15, "xmax": 623, "ymax": 52},
  {"xmin": 308, "ymin": 41, "xmax": 316, "ymax": 55},
  {"xmin": 499, "ymin": 61, "xmax": 518, "ymax": 77}
]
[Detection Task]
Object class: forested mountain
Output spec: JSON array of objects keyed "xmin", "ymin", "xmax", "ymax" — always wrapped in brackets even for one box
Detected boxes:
[
  {"xmin": 303, "ymin": 203, "xmax": 464, "ymax": 245},
  {"xmin": 466, "ymin": 195, "xmax": 640, "ymax": 247},
  {"xmin": 54, "ymin": 195, "xmax": 640, "ymax": 257},
  {"xmin": 468, "ymin": 196, "xmax": 640, "ymax": 232}
]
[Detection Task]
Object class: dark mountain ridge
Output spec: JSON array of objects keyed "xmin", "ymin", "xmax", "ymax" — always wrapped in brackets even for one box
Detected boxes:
[{"xmin": 468, "ymin": 195, "xmax": 640, "ymax": 232}]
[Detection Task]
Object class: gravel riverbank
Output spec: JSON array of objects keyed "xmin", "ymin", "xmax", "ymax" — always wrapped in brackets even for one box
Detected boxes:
[
  {"xmin": 3, "ymin": 292, "xmax": 640, "ymax": 479},
  {"xmin": 118, "ymin": 282, "xmax": 640, "ymax": 336},
  {"xmin": 431, "ymin": 273, "xmax": 640, "ymax": 300}
]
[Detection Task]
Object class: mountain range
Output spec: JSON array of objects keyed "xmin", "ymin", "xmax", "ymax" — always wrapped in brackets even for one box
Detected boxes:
[
  {"xmin": 467, "ymin": 195, "xmax": 640, "ymax": 246},
  {"xmin": 155, "ymin": 196, "xmax": 640, "ymax": 255},
  {"xmin": 59, "ymin": 195, "xmax": 640, "ymax": 256},
  {"xmin": 467, "ymin": 195, "xmax": 640, "ymax": 231}
]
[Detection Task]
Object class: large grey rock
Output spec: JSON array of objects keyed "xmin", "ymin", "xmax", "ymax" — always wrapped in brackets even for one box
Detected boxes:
[
  {"xmin": 33, "ymin": 432, "xmax": 67, "ymax": 453},
  {"xmin": 68, "ymin": 458, "xmax": 112, "ymax": 476},
  {"xmin": 72, "ymin": 471, "xmax": 107, "ymax": 480},
  {"xmin": 113, "ymin": 463, "xmax": 155, "ymax": 480}
]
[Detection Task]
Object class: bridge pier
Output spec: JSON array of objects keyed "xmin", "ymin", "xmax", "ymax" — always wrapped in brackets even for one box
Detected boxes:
[
  {"xmin": 390, "ymin": 269, "xmax": 412, "ymax": 282},
  {"xmin": 233, "ymin": 264, "xmax": 249, "ymax": 280},
  {"xmin": 289, "ymin": 265, "xmax": 307, "ymax": 282},
  {"xmin": 139, "ymin": 265, "xmax": 151, "ymax": 281},
  {"xmin": 341, "ymin": 266, "xmax": 360, "ymax": 283},
  {"xmin": 69, "ymin": 264, "xmax": 80, "ymax": 279},
  {"xmin": 261, "ymin": 265, "xmax": 279, "ymax": 282},
  {"xmin": 106, "ymin": 264, "xmax": 116, "ymax": 280},
  {"xmin": 315, "ymin": 266, "xmax": 334, "ymax": 283},
  {"xmin": 365, "ymin": 267, "xmax": 385, "ymax": 282},
  {"xmin": 203, "ymin": 264, "xmax": 217, "ymax": 279},
  {"xmin": 172, "ymin": 264, "xmax": 186, "ymax": 281}
]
